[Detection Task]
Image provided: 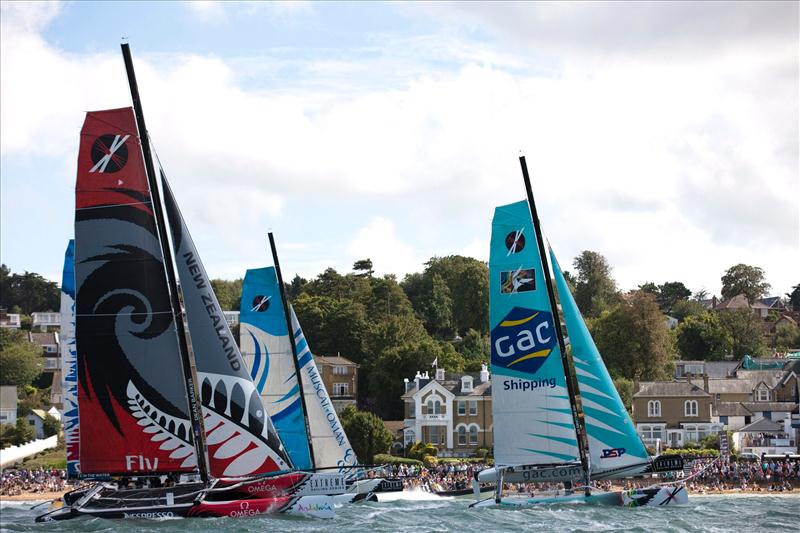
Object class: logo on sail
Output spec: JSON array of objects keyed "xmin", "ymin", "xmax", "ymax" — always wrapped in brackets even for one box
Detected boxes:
[
  {"xmin": 504, "ymin": 229, "xmax": 525, "ymax": 255},
  {"xmin": 90, "ymin": 134, "xmax": 129, "ymax": 173},
  {"xmin": 252, "ymin": 295, "xmax": 271, "ymax": 312},
  {"xmin": 500, "ymin": 267, "xmax": 535, "ymax": 294},
  {"xmin": 491, "ymin": 306, "xmax": 555, "ymax": 374}
]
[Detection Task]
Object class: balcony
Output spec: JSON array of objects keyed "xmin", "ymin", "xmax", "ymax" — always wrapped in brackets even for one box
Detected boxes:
[{"xmin": 419, "ymin": 413, "xmax": 447, "ymax": 421}]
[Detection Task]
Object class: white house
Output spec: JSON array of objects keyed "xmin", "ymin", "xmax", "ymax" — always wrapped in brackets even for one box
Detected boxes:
[{"xmin": 0, "ymin": 386, "xmax": 18, "ymax": 427}]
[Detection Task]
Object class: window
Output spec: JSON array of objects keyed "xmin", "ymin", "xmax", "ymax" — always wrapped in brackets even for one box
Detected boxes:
[
  {"xmin": 469, "ymin": 426, "xmax": 478, "ymax": 445},
  {"xmin": 429, "ymin": 426, "xmax": 445, "ymax": 445},
  {"xmin": 461, "ymin": 376, "xmax": 473, "ymax": 392},
  {"xmin": 333, "ymin": 383, "xmax": 349, "ymax": 397},
  {"xmin": 715, "ymin": 393, "xmax": 721, "ymax": 401},
  {"xmin": 334, "ymin": 366, "xmax": 348, "ymax": 375},
  {"xmin": 457, "ymin": 401, "xmax": 466, "ymax": 416},
  {"xmin": 458, "ymin": 426, "xmax": 466, "ymax": 445},
  {"xmin": 685, "ymin": 400, "xmax": 698, "ymax": 417},
  {"xmin": 719, "ymin": 416, "xmax": 728, "ymax": 425},
  {"xmin": 426, "ymin": 398, "xmax": 443, "ymax": 415},
  {"xmin": 468, "ymin": 400, "xmax": 478, "ymax": 416},
  {"xmin": 639, "ymin": 425, "xmax": 664, "ymax": 440},
  {"xmin": 647, "ymin": 400, "xmax": 661, "ymax": 417},
  {"xmin": 757, "ymin": 388, "xmax": 770, "ymax": 402}
]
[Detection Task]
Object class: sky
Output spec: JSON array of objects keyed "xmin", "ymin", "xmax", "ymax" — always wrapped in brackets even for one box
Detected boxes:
[{"xmin": 1, "ymin": 1, "xmax": 798, "ymax": 299}]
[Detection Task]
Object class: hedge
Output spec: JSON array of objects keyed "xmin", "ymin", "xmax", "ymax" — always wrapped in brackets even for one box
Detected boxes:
[{"xmin": 373, "ymin": 454, "xmax": 423, "ymax": 466}]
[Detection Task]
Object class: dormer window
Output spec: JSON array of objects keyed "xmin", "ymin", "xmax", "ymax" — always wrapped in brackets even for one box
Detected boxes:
[
  {"xmin": 436, "ymin": 368, "xmax": 445, "ymax": 381},
  {"xmin": 756, "ymin": 387, "xmax": 770, "ymax": 402},
  {"xmin": 461, "ymin": 376, "xmax": 473, "ymax": 393}
]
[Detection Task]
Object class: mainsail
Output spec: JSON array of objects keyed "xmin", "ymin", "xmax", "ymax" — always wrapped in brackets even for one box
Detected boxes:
[
  {"xmin": 75, "ymin": 108, "xmax": 197, "ymax": 475},
  {"xmin": 550, "ymin": 248, "xmax": 650, "ymax": 476},
  {"xmin": 60, "ymin": 239, "xmax": 79, "ymax": 478},
  {"xmin": 239, "ymin": 268, "xmax": 313, "ymax": 470},
  {"xmin": 489, "ymin": 200, "xmax": 581, "ymax": 467},
  {"xmin": 161, "ymin": 177, "xmax": 291, "ymax": 478}
]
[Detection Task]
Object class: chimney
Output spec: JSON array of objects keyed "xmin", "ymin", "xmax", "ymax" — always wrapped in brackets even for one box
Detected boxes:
[
  {"xmin": 414, "ymin": 371, "xmax": 421, "ymax": 390},
  {"xmin": 479, "ymin": 364, "xmax": 490, "ymax": 383},
  {"xmin": 703, "ymin": 374, "xmax": 709, "ymax": 393},
  {"xmin": 404, "ymin": 378, "xmax": 410, "ymax": 393},
  {"xmin": 633, "ymin": 377, "xmax": 640, "ymax": 394}
]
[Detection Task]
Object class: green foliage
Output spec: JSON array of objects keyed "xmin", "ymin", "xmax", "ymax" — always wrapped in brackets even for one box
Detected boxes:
[
  {"xmin": 676, "ymin": 312, "xmax": 731, "ymax": 360},
  {"xmin": 422, "ymin": 455, "xmax": 439, "ymax": 468},
  {"xmin": 0, "ymin": 265, "xmax": 60, "ymax": 314},
  {"xmin": 590, "ymin": 291, "xmax": 675, "ymax": 380},
  {"xmin": 661, "ymin": 447, "xmax": 719, "ymax": 457},
  {"xmin": 0, "ymin": 423, "xmax": 15, "ymax": 448},
  {"xmin": 0, "ymin": 329, "xmax": 43, "ymax": 386},
  {"xmin": 42, "ymin": 414, "xmax": 60, "ymax": 438},
  {"xmin": 612, "ymin": 377, "xmax": 634, "ymax": 413},
  {"xmin": 786, "ymin": 284, "xmax": 800, "ymax": 312},
  {"xmin": 12, "ymin": 417, "xmax": 35, "ymax": 445},
  {"xmin": 638, "ymin": 281, "xmax": 691, "ymax": 313},
  {"xmin": 407, "ymin": 442, "xmax": 438, "ymax": 460},
  {"xmin": 573, "ymin": 251, "xmax": 621, "ymax": 318},
  {"xmin": 717, "ymin": 310, "xmax": 767, "ymax": 358},
  {"xmin": 700, "ymin": 434, "xmax": 719, "ymax": 450},
  {"xmin": 455, "ymin": 329, "xmax": 489, "ymax": 369},
  {"xmin": 339, "ymin": 405, "xmax": 393, "ymax": 464},
  {"xmin": 774, "ymin": 323, "xmax": 800, "ymax": 350},
  {"xmin": 720, "ymin": 264, "xmax": 771, "ymax": 302},
  {"xmin": 210, "ymin": 278, "xmax": 242, "ymax": 311},
  {"xmin": 671, "ymin": 299, "xmax": 708, "ymax": 322},
  {"xmin": 373, "ymin": 453, "xmax": 422, "ymax": 466},
  {"xmin": 352, "ymin": 259, "xmax": 374, "ymax": 277}
]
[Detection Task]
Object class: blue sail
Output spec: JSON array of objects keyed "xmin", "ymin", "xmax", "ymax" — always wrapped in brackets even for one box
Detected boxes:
[
  {"xmin": 489, "ymin": 201, "xmax": 580, "ymax": 467},
  {"xmin": 549, "ymin": 248, "xmax": 650, "ymax": 475},
  {"xmin": 60, "ymin": 239, "xmax": 79, "ymax": 478},
  {"xmin": 240, "ymin": 267, "xmax": 313, "ymax": 471}
]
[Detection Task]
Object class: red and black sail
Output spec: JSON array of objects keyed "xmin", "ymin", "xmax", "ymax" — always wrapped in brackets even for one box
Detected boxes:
[{"xmin": 75, "ymin": 108, "xmax": 197, "ymax": 475}]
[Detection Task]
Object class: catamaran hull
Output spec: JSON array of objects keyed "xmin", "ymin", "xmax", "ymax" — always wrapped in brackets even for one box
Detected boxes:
[{"xmin": 469, "ymin": 486, "xmax": 688, "ymax": 509}]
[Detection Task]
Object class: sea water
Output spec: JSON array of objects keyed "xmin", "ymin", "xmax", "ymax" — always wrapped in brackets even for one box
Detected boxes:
[{"xmin": 2, "ymin": 492, "xmax": 799, "ymax": 532}]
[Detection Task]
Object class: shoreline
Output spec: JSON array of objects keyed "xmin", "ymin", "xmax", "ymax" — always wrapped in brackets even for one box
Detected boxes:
[{"xmin": 0, "ymin": 490, "xmax": 66, "ymax": 502}]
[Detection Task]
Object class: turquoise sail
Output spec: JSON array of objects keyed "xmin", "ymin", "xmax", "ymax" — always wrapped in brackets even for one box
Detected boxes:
[
  {"xmin": 489, "ymin": 200, "xmax": 580, "ymax": 467},
  {"xmin": 240, "ymin": 267, "xmax": 313, "ymax": 471},
  {"xmin": 549, "ymin": 248, "xmax": 650, "ymax": 475}
]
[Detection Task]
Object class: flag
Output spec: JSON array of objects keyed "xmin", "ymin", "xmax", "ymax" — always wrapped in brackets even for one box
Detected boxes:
[{"xmin": 431, "ymin": 357, "xmax": 438, "ymax": 368}]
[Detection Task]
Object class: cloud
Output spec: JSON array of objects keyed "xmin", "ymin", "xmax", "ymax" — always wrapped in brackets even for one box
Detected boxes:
[{"xmin": 347, "ymin": 217, "xmax": 423, "ymax": 277}]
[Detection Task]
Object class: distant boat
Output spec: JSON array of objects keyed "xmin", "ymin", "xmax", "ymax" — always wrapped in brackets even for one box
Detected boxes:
[
  {"xmin": 239, "ymin": 234, "xmax": 402, "ymax": 502},
  {"xmin": 470, "ymin": 157, "xmax": 687, "ymax": 509},
  {"xmin": 37, "ymin": 44, "xmax": 336, "ymax": 522}
]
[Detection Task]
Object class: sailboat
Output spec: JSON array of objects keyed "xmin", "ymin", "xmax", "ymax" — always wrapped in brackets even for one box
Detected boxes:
[
  {"xmin": 239, "ymin": 234, "xmax": 402, "ymax": 502},
  {"xmin": 470, "ymin": 157, "xmax": 687, "ymax": 508},
  {"xmin": 36, "ymin": 44, "xmax": 335, "ymax": 522},
  {"xmin": 59, "ymin": 240, "xmax": 80, "ymax": 479}
]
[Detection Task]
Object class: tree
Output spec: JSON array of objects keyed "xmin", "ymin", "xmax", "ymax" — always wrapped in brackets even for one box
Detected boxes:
[
  {"xmin": 210, "ymin": 278, "xmax": 242, "ymax": 311},
  {"xmin": 573, "ymin": 251, "xmax": 621, "ymax": 318},
  {"xmin": 676, "ymin": 313, "xmax": 731, "ymax": 360},
  {"xmin": 12, "ymin": 417, "xmax": 35, "ymax": 446},
  {"xmin": 339, "ymin": 405, "xmax": 393, "ymax": 463},
  {"xmin": 657, "ymin": 282, "xmax": 691, "ymax": 313},
  {"xmin": 0, "ymin": 329, "xmax": 42, "ymax": 386},
  {"xmin": 786, "ymin": 284, "xmax": 800, "ymax": 312},
  {"xmin": 0, "ymin": 266, "xmax": 60, "ymax": 314},
  {"xmin": 352, "ymin": 259, "xmax": 374, "ymax": 277},
  {"xmin": 717, "ymin": 310, "xmax": 767, "ymax": 358},
  {"xmin": 456, "ymin": 328, "xmax": 489, "ymax": 368},
  {"xmin": 612, "ymin": 377, "xmax": 634, "ymax": 414},
  {"xmin": 774, "ymin": 323, "xmax": 800, "ymax": 350},
  {"xmin": 43, "ymin": 414, "xmax": 60, "ymax": 438},
  {"xmin": 590, "ymin": 291, "xmax": 675, "ymax": 380},
  {"xmin": 671, "ymin": 299, "xmax": 708, "ymax": 322},
  {"xmin": 286, "ymin": 274, "xmax": 308, "ymax": 300},
  {"xmin": 720, "ymin": 264, "xmax": 771, "ymax": 302}
]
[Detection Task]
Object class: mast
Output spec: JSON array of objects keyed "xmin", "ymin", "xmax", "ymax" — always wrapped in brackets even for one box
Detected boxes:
[
  {"xmin": 268, "ymin": 232, "xmax": 316, "ymax": 469},
  {"xmin": 120, "ymin": 43, "xmax": 210, "ymax": 483},
  {"xmin": 518, "ymin": 155, "xmax": 591, "ymax": 493}
]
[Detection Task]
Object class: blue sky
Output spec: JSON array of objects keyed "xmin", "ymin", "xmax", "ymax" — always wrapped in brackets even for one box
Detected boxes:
[{"xmin": 1, "ymin": 1, "xmax": 798, "ymax": 298}]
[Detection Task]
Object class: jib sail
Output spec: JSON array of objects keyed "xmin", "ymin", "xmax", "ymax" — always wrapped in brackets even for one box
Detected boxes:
[{"xmin": 60, "ymin": 239, "xmax": 79, "ymax": 478}]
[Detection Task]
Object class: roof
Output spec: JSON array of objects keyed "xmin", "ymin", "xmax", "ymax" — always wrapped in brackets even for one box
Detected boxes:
[
  {"xmin": 715, "ymin": 294, "xmax": 751, "ymax": 310},
  {"xmin": 315, "ymin": 355, "xmax": 358, "ymax": 367},
  {"xmin": 633, "ymin": 381, "xmax": 710, "ymax": 398},
  {"xmin": 736, "ymin": 417, "xmax": 784, "ymax": 433},
  {"xmin": 704, "ymin": 361, "xmax": 739, "ymax": 379},
  {"xmin": 713, "ymin": 402, "xmax": 753, "ymax": 417},
  {"xmin": 29, "ymin": 409, "xmax": 47, "ymax": 420},
  {"xmin": 734, "ymin": 369, "xmax": 785, "ymax": 389},
  {"xmin": 758, "ymin": 296, "xmax": 784, "ymax": 309},
  {"xmin": 28, "ymin": 331, "xmax": 58, "ymax": 345},
  {"xmin": 691, "ymin": 378, "xmax": 752, "ymax": 395},
  {"xmin": 0, "ymin": 386, "xmax": 17, "ymax": 410},
  {"xmin": 741, "ymin": 402, "xmax": 798, "ymax": 413},
  {"xmin": 402, "ymin": 371, "xmax": 492, "ymax": 399},
  {"xmin": 383, "ymin": 420, "xmax": 405, "ymax": 436}
]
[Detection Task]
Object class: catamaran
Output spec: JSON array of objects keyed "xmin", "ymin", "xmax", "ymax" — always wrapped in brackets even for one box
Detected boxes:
[
  {"xmin": 470, "ymin": 157, "xmax": 687, "ymax": 508},
  {"xmin": 36, "ymin": 44, "xmax": 337, "ymax": 522},
  {"xmin": 239, "ymin": 234, "xmax": 402, "ymax": 503}
]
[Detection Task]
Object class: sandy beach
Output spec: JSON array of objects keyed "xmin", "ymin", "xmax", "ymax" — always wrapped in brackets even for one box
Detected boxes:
[{"xmin": 0, "ymin": 490, "xmax": 67, "ymax": 502}]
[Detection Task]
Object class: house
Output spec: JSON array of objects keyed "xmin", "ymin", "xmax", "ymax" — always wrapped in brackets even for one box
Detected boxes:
[
  {"xmin": 315, "ymin": 355, "xmax": 359, "ymax": 413},
  {"xmin": 0, "ymin": 309, "xmax": 21, "ymax": 329},
  {"xmin": 31, "ymin": 312, "xmax": 60, "ymax": 331},
  {"xmin": 732, "ymin": 417, "xmax": 796, "ymax": 456},
  {"xmin": 674, "ymin": 360, "xmax": 738, "ymax": 380},
  {"xmin": 222, "ymin": 310, "xmax": 239, "ymax": 328},
  {"xmin": 632, "ymin": 380, "xmax": 721, "ymax": 449},
  {"xmin": 401, "ymin": 365, "xmax": 492, "ymax": 458},
  {"xmin": 0, "ymin": 386, "xmax": 18, "ymax": 427},
  {"xmin": 23, "ymin": 407, "xmax": 60, "ymax": 440},
  {"xmin": 27, "ymin": 331, "xmax": 60, "ymax": 373}
]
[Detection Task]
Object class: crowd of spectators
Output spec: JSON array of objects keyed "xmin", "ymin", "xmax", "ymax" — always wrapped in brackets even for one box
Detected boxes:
[
  {"xmin": 683, "ymin": 458, "xmax": 800, "ymax": 493},
  {"xmin": 0, "ymin": 468, "xmax": 67, "ymax": 497}
]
